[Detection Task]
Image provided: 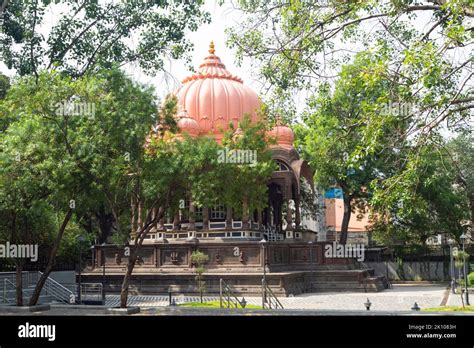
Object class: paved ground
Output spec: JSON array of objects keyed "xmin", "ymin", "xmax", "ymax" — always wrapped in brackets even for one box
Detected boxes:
[
  {"xmin": 4, "ymin": 283, "xmax": 473, "ymax": 315},
  {"xmin": 104, "ymin": 284, "xmax": 449, "ymax": 312},
  {"xmin": 446, "ymin": 288, "xmax": 472, "ymax": 307}
]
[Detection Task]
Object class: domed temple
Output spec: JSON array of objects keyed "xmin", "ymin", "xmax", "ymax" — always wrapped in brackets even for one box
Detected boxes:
[
  {"xmin": 141, "ymin": 41, "xmax": 317, "ymax": 243},
  {"xmin": 86, "ymin": 43, "xmax": 386, "ymax": 296}
]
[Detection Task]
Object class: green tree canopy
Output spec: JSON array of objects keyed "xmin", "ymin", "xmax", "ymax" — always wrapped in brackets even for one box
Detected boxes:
[
  {"xmin": 295, "ymin": 51, "xmax": 407, "ymax": 244},
  {"xmin": 1, "ymin": 0, "xmax": 210, "ymax": 77}
]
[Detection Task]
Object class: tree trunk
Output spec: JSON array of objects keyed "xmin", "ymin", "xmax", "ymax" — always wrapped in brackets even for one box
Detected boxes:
[
  {"xmin": 119, "ymin": 248, "xmax": 137, "ymax": 308},
  {"xmin": 15, "ymin": 260, "xmax": 24, "ymax": 306},
  {"xmin": 119, "ymin": 188, "xmax": 173, "ymax": 308},
  {"xmin": 119, "ymin": 211, "xmax": 163, "ymax": 308},
  {"xmin": 29, "ymin": 208, "xmax": 73, "ymax": 306},
  {"xmin": 97, "ymin": 205, "xmax": 114, "ymax": 244},
  {"xmin": 339, "ymin": 194, "xmax": 353, "ymax": 245}
]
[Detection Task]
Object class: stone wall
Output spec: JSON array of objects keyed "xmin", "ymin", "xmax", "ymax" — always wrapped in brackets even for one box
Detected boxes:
[
  {"xmin": 84, "ymin": 241, "xmax": 386, "ymax": 295},
  {"xmin": 94, "ymin": 241, "xmax": 353, "ymax": 273},
  {"xmin": 364, "ymin": 261, "xmax": 452, "ymax": 281}
]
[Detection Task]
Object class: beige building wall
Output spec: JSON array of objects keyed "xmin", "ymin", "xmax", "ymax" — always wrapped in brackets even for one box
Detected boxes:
[{"xmin": 324, "ymin": 198, "xmax": 371, "ymax": 243}]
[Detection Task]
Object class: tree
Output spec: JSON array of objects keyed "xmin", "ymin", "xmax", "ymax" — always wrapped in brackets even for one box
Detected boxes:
[
  {"xmin": 0, "ymin": 198, "xmax": 56, "ymax": 305},
  {"xmin": 454, "ymin": 249, "xmax": 469, "ymax": 308},
  {"xmin": 0, "ymin": 73, "xmax": 10, "ymax": 99},
  {"xmin": 1, "ymin": 70, "xmax": 100, "ymax": 306},
  {"xmin": 124, "ymin": 110, "xmax": 275, "ymax": 308},
  {"xmin": 370, "ymin": 140, "xmax": 470, "ymax": 245},
  {"xmin": 0, "ymin": 71, "xmax": 99, "ymax": 305},
  {"xmin": 448, "ymin": 133, "xmax": 474, "ymax": 231},
  {"xmin": 294, "ymin": 51, "xmax": 406, "ymax": 244},
  {"xmin": 228, "ymin": 0, "xmax": 472, "ymax": 131},
  {"xmin": 229, "ymin": 1, "xmax": 473, "ymax": 243},
  {"xmin": 1, "ymin": 0, "xmax": 210, "ymax": 77},
  {"xmin": 0, "ymin": 68, "xmax": 162, "ymax": 305},
  {"xmin": 190, "ymin": 251, "xmax": 209, "ymax": 303},
  {"xmin": 218, "ymin": 114, "xmax": 275, "ymax": 226}
]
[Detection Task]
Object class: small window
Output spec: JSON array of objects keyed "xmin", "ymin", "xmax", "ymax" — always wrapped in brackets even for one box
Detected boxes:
[
  {"xmin": 210, "ymin": 204, "xmax": 226, "ymax": 220},
  {"xmin": 276, "ymin": 160, "xmax": 290, "ymax": 171},
  {"xmin": 181, "ymin": 199, "xmax": 189, "ymax": 222},
  {"xmin": 195, "ymin": 206, "xmax": 203, "ymax": 221}
]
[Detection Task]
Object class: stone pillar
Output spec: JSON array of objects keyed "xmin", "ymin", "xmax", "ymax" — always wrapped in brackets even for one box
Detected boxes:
[
  {"xmin": 285, "ymin": 198, "xmax": 293, "ymax": 231},
  {"xmin": 257, "ymin": 208, "xmax": 262, "ymax": 230},
  {"xmin": 173, "ymin": 210, "xmax": 180, "ymax": 230},
  {"xmin": 226, "ymin": 206, "xmax": 233, "ymax": 230},
  {"xmin": 285, "ymin": 198, "xmax": 294, "ymax": 239},
  {"xmin": 188, "ymin": 200, "xmax": 196, "ymax": 231},
  {"xmin": 202, "ymin": 207, "xmax": 209, "ymax": 231},
  {"xmin": 295, "ymin": 197, "xmax": 301, "ymax": 231},
  {"xmin": 156, "ymin": 206, "xmax": 165, "ymax": 231},
  {"xmin": 242, "ymin": 199, "xmax": 249, "ymax": 230}
]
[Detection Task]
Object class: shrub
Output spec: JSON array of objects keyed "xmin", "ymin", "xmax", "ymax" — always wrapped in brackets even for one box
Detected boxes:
[{"xmin": 467, "ymin": 272, "xmax": 474, "ymax": 287}]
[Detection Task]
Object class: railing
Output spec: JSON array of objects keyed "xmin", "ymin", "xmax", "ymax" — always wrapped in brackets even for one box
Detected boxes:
[
  {"xmin": 2, "ymin": 279, "xmax": 16, "ymax": 304},
  {"xmin": 35, "ymin": 271, "xmax": 75, "ymax": 304},
  {"xmin": 0, "ymin": 271, "xmax": 80, "ymax": 305},
  {"xmin": 219, "ymin": 279, "xmax": 247, "ymax": 309},
  {"xmin": 79, "ymin": 283, "xmax": 103, "ymax": 304},
  {"xmin": 0, "ymin": 272, "xmax": 31, "ymax": 288},
  {"xmin": 263, "ymin": 226, "xmax": 284, "ymax": 242},
  {"xmin": 261, "ymin": 279, "xmax": 284, "ymax": 310},
  {"xmin": 143, "ymin": 220, "xmax": 268, "ymax": 242},
  {"xmin": 209, "ymin": 221, "xmax": 226, "ymax": 230}
]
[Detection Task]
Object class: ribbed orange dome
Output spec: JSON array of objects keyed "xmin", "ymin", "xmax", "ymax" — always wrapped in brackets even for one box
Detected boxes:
[
  {"xmin": 176, "ymin": 41, "xmax": 261, "ymax": 142},
  {"xmin": 267, "ymin": 117, "xmax": 294, "ymax": 150},
  {"xmin": 176, "ymin": 107, "xmax": 200, "ymax": 138}
]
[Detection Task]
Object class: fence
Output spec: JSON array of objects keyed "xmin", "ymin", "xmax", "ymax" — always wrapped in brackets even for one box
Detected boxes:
[
  {"xmin": 0, "ymin": 256, "xmax": 80, "ymax": 272},
  {"xmin": 363, "ymin": 245, "xmax": 474, "ymax": 281}
]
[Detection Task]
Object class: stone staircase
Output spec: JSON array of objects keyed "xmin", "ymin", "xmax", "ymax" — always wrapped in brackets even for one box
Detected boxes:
[
  {"xmin": 0, "ymin": 272, "xmax": 76, "ymax": 305},
  {"xmin": 308, "ymin": 269, "xmax": 386, "ymax": 292},
  {"xmin": 82, "ymin": 265, "xmax": 387, "ymax": 297}
]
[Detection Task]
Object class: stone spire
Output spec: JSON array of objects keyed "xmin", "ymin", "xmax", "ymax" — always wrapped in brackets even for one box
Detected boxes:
[{"xmin": 209, "ymin": 40, "xmax": 215, "ymax": 54}]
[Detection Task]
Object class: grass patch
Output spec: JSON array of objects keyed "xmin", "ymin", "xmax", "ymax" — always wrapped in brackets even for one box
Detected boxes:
[
  {"xmin": 178, "ymin": 300, "xmax": 262, "ymax": 309},
  {"xmin": 423, "ymin": 306, "xmax": 474, "ymax": 312}
]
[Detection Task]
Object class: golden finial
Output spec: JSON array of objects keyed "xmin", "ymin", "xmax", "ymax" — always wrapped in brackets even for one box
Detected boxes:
[{"xmin": 209, "ymin": 40, "xmax": 215, "ymax": 54}]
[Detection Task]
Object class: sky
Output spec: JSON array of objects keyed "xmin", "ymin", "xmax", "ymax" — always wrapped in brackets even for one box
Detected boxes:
[
  {"xmin": 128, "ymin": 1, "xmax": 259, "ymax": 100},
  {"xmin": 0, "ymin": 1, "xmax": 257, "ymax": 101},
  {"xmin": 0, "ymin": 0, "xmax": 470, "ymax": 136}
]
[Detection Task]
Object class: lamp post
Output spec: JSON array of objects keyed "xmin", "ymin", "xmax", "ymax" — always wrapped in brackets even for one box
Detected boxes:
[
  {"xmin": 460, "ymin": 233, "xmax": 470, "ymax": 306},
  {"xmin": 101, "ymin": 242, "xmax": 107, "ymax": 304},
  {"xmin": 240, "ymin": 297, "xmax": 247, "ymax": 308},
  {"xmin": 76, "ymin": 235, "xmax": 86, "ymax": 304},
  {"xmin": 260, "ymin": 238, "xmax": 267, "ymax": 307},
  {"xmin": 448, "ymin": 239, "xmax": 456, "ymax": 294},
  {"xmin": 364, "ymin": 298, "xmax": 371, "ymax": 311},
  {"xmin": 308, "ymin": 241, "xmax": 314, "ymax": 292},
  {"xmin": 411, "ymin": 302, "xmax": 420, "ymax": 311},
  {"xmin": 168, "ymin": 286, "xmax": 173, "ymax": 306}
]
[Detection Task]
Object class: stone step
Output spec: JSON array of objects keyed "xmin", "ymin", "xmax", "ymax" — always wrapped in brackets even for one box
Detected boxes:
[{"xmin": 311, "ymin": 282, "xmax": 383, "ymax": 290}]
